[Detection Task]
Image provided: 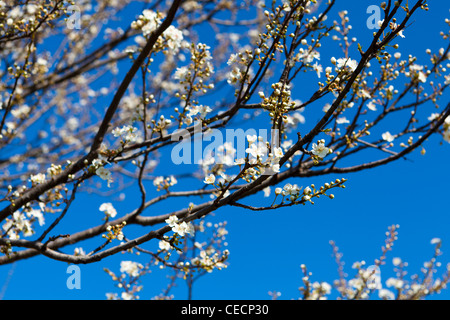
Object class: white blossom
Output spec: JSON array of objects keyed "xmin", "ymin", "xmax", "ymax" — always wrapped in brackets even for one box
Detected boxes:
[
  {"xmin": 112, "ymin": 125, "xmax": 138, "ymax": 143},
  {"xmin": 386, "ymin": 277, "xmax": 404, "ymax": 289},
  {"xmin": 311, "ymin": 140, "xmax": 331, "ymax": 158},
  {"xmin": 27, "ymin": 209, "xmax": 45, "ymax": 226},
  {"xmin": 367, "ymin": 101, "xmax": 377, "ymax": 111},
  {"xmin": 443, "ymin": 130, "xmax": 450, "ymax": 143},
  {"xmin": 382, "ymin": 131, "xmax": 395, "ymax": 142},
  {"xmin": 172, "ymin": 221, "xmax": 195, "ymax": 237},
  {"xmin": 163, "ymin": 25, "xmax": 184, "ymax": 52},
  {"xmin": 204, "ymin": 174, "xmax": 216, "ymax": 184},
  {"xmin": 336, "ymin": 57, "xmax": 358, "ymax": 72},
  {"xmin": 30, "ymin": 173, "xmax": 46, "ymax": 184},
  {"xmin": 273, "ymin": 147, "xmax": 284, "ymax": 158},
  {"xmin": 173, "ymin": 66, "xmax": 189, "ymax": 80},
  {"xmin": 392, "ymin": 257, "xmax": 402, "ymax": 266},
  {"xmin": 379, "ymin": 289, "xmax": 395, "ymax": 300},
  {"xmin": 165, "ymin": 215, "xmax": 179, "ymax": 227},
  {"xmin": 336, "ymin": 117, "xmax": 350, "ymax": 124},
  {"xmin": 99, "ymin": 203, "xmax": 117, "ymax": 218},
  {"xmin": 96, "ymin": 167, "xmax": 113, "ymax": 187},
  {"xmin": 313, "ymin": 62, "xmax": 323, "ymax": 78},
  {"xmin": 120, "ymin": 261, "xmax": 143, "ymax": 277},
  {"xmin": 431, "ymin": 238, "xmax": 442, "ymax": 245},
  {"xmin": 159, "ymin": 240, "xmax": 172, "ymax": 251}
]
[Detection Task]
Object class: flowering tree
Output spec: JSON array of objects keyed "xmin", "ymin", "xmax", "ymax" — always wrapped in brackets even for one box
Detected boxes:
[{"xmin": 0, "ymin": 0, "xmax": 450, "ymax": 300}]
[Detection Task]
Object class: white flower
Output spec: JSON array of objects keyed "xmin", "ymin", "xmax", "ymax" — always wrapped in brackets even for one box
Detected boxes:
[
  {"xmin": 246, "ymin": 134, "xmax": 257, "ymax": 144},
  {"xmin": 227, "ymin": 67, "xmax": 242, "ymax": 85},
  {"xmin": 105, "ymin": 293, "xmax": 118, "ymax": 300},
  {"xmin": 379, "ymin": 289, "xmax": 395, "ymax": 300},
  {"xmin": 443, "ymin": 130, "xmax": 450, "ymax": 143},
  {"xmin": 173, "ymin": 66, "xmax": 189, "ymax": 80},
  {"xmin": 431, "ymin": 238, "xmax": 441, "ymax": 245},
  {"xmin": 312, "ymin": 62, "xmax": 323, "ymax": 78},
  {"xmin": 112, "ymin": 125, "xmax": 138, "ymax": 143},
  {"xmin": 30, "ymin": 173, "xmax": 46, "ymax": 184},
  {"xmin": 227, "ymin": 53, "xmax": 238, "ymax": 66},
  {"xmin": 298, "ymin": 49, "xmax": 320, "ymax": 63},
  {"xmin": 367, "ymin": 101, "xmax": 377, "ymax": 111},
  {"xmin": 428, "ymin": 113, "xmax": 440, "ymax": 121},
  {"xmin": 263, "ymin": 187, "xmax": 271, "ymax": 197},
  {"xmin": 361, "ymin": 90, "xmax": 372, "ymax": 99},
  {"xmin": 392, "ymin": 257, "xmax": 402, "ymax": 266},
  {"xmin": 386, "ymin": 277, "xmax": 404, "ymax": 289},
  {"xmin": 284, "ymin": 112, "xmax": 305, "ymax": 127},
  {"xmin": 169, "ymin": 175, "xmax": 177, "ymax": 186},
  {"xmin": 336, "ymin": 117, "xmax": 350, "ymax": 124},
  {"xmin": 319, "ymin": 282, "xmax": 332, "ymax": 295},
  {"xmin": 198, "ymin": 105, "xmax": 212, "ymax": 118},
  {"xmin": 382, "ymin": 131, "xmax": 395, "ymax": 142},
  {"xmin": 159, "ymin": 240, "xmax": 171, "ymax": 251},
  {"xmin": 172, "ymin": 221, "xmax": 194, "ymax": 237},
  {"xmin": 282, "ymin": 183, "xmax": 301, "ymax": 197},
  {"xmin": 246, "ymin": 141, "xmax": 268, "ymax": 159},
  {"xmin": 99, "ymin": 202, "xmax": 117, "ymax": 218},
  {"xmin": 120, "ymin": 261, "xmax": 143, "ymax": 277},
  {"xmin": 11, "ymin": 105, "xmax": 30, "ymax": 119},
  {"xmin": 96, "ymin": 167, "xmax": 113, "ymax": 186},
  {"xmin": 311, "ymin": 141, "xmax": 331, "ymax": 158},
  {"xmin": 165, "ymin": 215, "xmax": 179, "ymax": 227},
  {"xmin": 270, "ymin": 162, "xmax": 280, "ymax": 173},
  {"xmin": 74, "ymin": 247, "xmax": 86, "ymax": 256},
  {"xmin": 336, "ymin": 57, "xmax": 358, "ymax": 72},
  {"xmin": 204, "ymin": 174, "xmax": 216, "ymax": 184},
  {"xmin": 444, "ymin": 75, "xmax": 450, "ymax": 85},
  {"xmin": 185, "ymin": 222, "xmax": 195, "ymax": 235},
  {"xmin": 27, "ymin": 209, "xmax": 45, "ymax": 226},
  {"xmin": 364, "ymin": 265, "xmax": 381, "ymax": 290},
  {"xmin": 418, "ymin": 71, "xmax": 427, "ymax": 83},
  {"xmin": 393, "ymin": 22, "xmax": 405, "ymax": 38},
  {"xmin": 281, "ymin": 0, "xmax": 291, "ymax": 11},
  {"xmin": 386, "ymin": 85, "xmax": 395, "ymax": 94},
  {"xmin": 139, "ymin": 10, "xmax": 161, "ymax": 36},
  {"xmin": 273, "ymin": 147, "xmax": 284, "ymax": 158},
  {"xmin": 275, "ymin": 187, "xmax": 283, "ymax": 195},
  {"xmin": 121, "ymin": 292, "xmax": 134, "ymax": 300},
  {"xmin": 163, "ymin": 25, "xmax": 184, "ymax": 51},
  {"xmin": 409, "ymin": 64, "xmax": 427, "ymax": 83},
  {"xmin": 187, "ymin": 105, "xmax": 212, "ymax": 119}
]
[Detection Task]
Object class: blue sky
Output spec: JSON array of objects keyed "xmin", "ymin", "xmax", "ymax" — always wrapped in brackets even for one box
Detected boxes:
[{"xmin": 1, "ymin": 0, "xmax": 450, "ymax": 300}]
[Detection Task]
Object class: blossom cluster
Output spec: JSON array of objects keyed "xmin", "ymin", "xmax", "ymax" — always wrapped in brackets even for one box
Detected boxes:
[
  {"xmin": 153, "ymin": 175, "xmax": 178, "ymax": 192},
  {"xmin": 442, "ymin": 116, "xmax": 450, "ymax": 143},
  {"xmin": 103, "ymin": 221, "xmax": 126, "ymax": 242},
  {"xmin": 130, "ymin": 9, "xmax": 185, "ymax": 53},
  {"xmin": 112, "ymin": 125, "xmax": 139, "ymax": 144},
  {"xmin": 1, "ymin": 208, "xmax": 44, "ymax": 240},
  {"xmin": 165, "ymin": 215, "xmax": 195, "ymax": 237},
  {"xmin": 174, "ymin": 43, "xmax": 215, "ymax": 126},
  {"xmin": 99, "ymin": 202, "xmax": 118, "ymax": 219},
  {"xmin": 274, "ymin": 178, "xmax": 345, "ymax": 205},
  {"xmin": 190, "ymin": 248, "xmax": 229, "ymax": 273}
]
